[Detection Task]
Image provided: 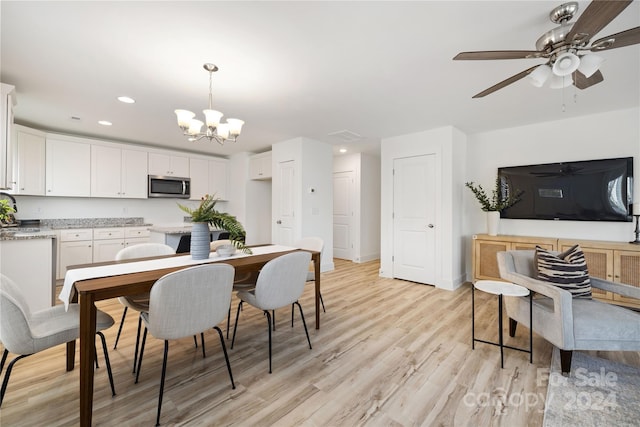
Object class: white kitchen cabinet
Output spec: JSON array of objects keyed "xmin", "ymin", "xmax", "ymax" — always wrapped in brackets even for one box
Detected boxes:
[
  {"xmin": 249, "ymin": 151, "xmax": 272, "ymax": 180},
  {"xmin": 46, "ymin": 137, "xmax": 91, "ymax": 196},
  {"xmin": 10, "ymin": 125, "xmax": 46, "ymax": 195},
  {"xmin": 92, "ymin": 227, "xmax": 125, "ymax": 262},
  {"xmin": 209, "ymin": 158, "xmax": 228, "ymax": 200},
  {"xmin": 91, "ymin": 145, "xmax": 148, "ymax": 198},
  {"xmin": 189, "ymin": 157, "xmax": 228, "ymax": 200},
  {"xmin": 189, "ymin": 157, "xmax": 209, "ymax": 200},
  {"xmin": 58, "ymin": 229, "xmax": 93, "ymax": 279},
  {"xmin": 148, "ymin": 152, "xmax": 189, "ymax": 177},
  {"xmin": 1, "ymin": 83, "xmax": 15, "ymax": 190},
  {"xmin": 0, "ymin": 237, "xmax": 56, "ymax": 312},
  {"xmin": 124, "ymin": 226, "xmax": 151, "ymax": 247}
]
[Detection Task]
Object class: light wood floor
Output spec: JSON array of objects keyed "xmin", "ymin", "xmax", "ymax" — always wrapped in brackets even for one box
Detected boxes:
[{"xmin": 1, "ymin": 259, "xmax": 638, "ymax": 426}]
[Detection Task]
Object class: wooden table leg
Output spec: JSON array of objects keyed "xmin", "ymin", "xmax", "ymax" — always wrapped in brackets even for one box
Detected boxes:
[
  {"xmin": 314, "ymin": 252, "xmax": 321, "ymax": 329},
  {"xmin": 66, "ymin": 341, "xmax": 76, "ymax": 371},
  {"xmin": 79, "ymin": 292, "xmax": 97, "ymax": 427}
]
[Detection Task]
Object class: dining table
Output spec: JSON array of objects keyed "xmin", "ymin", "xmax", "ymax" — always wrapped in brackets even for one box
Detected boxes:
[{"xmin": 60, "ymin": 244, "xmax": 321, "ymax": 427}]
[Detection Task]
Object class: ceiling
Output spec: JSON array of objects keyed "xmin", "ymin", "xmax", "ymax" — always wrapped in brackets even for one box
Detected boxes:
[{"xmin": 1, "ymin": 1, "xmax": 639, "ymax": 158}]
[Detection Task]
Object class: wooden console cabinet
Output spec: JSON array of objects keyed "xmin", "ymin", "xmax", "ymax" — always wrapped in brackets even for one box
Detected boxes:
[{"xmin": 473, "ymin": 234, "xmax": 640, "ymax": 309}]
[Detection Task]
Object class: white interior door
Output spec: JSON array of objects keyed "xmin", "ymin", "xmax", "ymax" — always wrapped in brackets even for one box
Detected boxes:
[
  {"xmin": 393, "ymin": 154, "xmax": 436, "ymax": 284},
  {"xmin": 274, "ymin": 160, "xmax": 296, "ymax": 246},
  {"xmin": 333, "ymin": 170, "xmax": 354, "ymax": 260}
]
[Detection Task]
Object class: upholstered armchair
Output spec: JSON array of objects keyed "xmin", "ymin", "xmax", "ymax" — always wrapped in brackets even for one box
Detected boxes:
[{"xmin": 497, "ymin": 250, "xmax": 640, "ymax": 374}]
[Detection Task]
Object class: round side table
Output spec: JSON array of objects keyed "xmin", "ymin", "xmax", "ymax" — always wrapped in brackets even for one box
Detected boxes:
[{"xmin": 472, "ymin": 280, "xmax": 533, "ymax": 368}]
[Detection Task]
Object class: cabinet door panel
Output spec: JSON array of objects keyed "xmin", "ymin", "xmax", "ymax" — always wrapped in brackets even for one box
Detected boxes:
[
  {"xmin": 91, "ymin": 145, "xmax": 121, "ymax": 197},
  {"xmin": 59, "ymin": 241, "xmax": 93, "ymax": 277},
  {"xmin": 93, "ymin": 239, "xmax": 124, "ymax": 263},
  {"xmin": 189, "ymin": 158, "xmax": 209, "ymax": 200},
  {"xmin": 613, "ymin": 251, "xmax": 640, "ymax": 306},
  {"xmin": 121, "ymin": 149, "xmax": 148, "ymax": 198},
  {"xmin": 14, "ymin": 127, "xmax": 46, "ymax": 195},
  {"xmin": 46, "ymin": 139, "xmax": 91, "ymax": 196},
  {"xmin": 209, "ymin": 159, "xmax": 227, "ymax": 200},
  {"xmin": 474, "ymin": 240, "xmax": 508, "ymax": 281}
]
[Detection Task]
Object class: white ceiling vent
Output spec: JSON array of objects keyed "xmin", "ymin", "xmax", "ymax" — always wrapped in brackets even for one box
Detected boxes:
[{"xmin": 328, "ymin": 129, "xmax": 362, "ymax": 143}]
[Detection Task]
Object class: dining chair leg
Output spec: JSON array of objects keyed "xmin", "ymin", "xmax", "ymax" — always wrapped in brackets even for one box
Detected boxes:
[
  {"xmin": 320, "ymin": 293, "xmax": 326, "ymax": 313},
  {"xmin": 200, "ymin": 332, "xmax": 206, "ymax": 358},
  {"xmin": 113, "ymin": 306, "xmax": 128, "ymax": 349},
  {"xmin": 0, "ymin": 354, "xmax": 30, "ymax": 408},
  {"xmin": 294, "ymin": 301, "xmax": 312, "ymax": 350},
  {"xmin": 226, "ymin": 305, "xmax": 232, "ymax": 339},
  {"xmin": 291, "ymin": 303, "xmax": 295, "ymax": 327},
  {"xmin": 94, "ymin": 343, "xmax": 99, "ymax": 369},
  {"xmin": 97, "ymin": 331, "xmax": 116, "ymax": 397},
  {"xmin": 231, "ymin": 300, "xmax": 243, "ymax": 349},
  {"xmin": 135, "ymin": 328, "xmax": 148, "ymax": 384},
  {"xmin": 214, "ymin": 326, "xmax": 235, "ymax": 389},
  {"xmin": 193, "ymin": 335, "xmax": 198, "ymax": 348},
  {"xmin": 156, "ymin": 340, "xmax": 169, "ymax": 427},
  {"xmin": 133, "ymin": 314, "xmax": 143, "ymax": 373},
  {"xmin": 0, "ymin": 349, "xmax": 8, "ymax": 375},
  {"xmin": 264, "ymin": 310, "xmax": 273, "ymax": 374},
  {"xmin": 272, "ymin": 310, "xmax": 276, "ymax": 331}
]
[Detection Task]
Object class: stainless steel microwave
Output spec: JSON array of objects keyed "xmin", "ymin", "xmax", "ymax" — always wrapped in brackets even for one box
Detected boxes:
[{"xmin": 148, "ymin": 175, "xmax": 190, "ymax": 198}]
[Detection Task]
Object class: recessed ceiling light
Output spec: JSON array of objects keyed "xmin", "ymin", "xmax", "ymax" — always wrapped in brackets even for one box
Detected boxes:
[
  {"xmin": 98, "ymin": 120, "xmax": 112, "ymax": 126},
  {"xmin": 339, "ymin": 148, "xmax": 347, "ymax": 153},
  {"xmin": 117, "ymin": 96, "xmax": 135, "ymax": 104}
]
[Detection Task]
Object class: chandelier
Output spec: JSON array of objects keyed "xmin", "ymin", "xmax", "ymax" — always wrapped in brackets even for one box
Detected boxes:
[
  {"xmin": 528, "ymin": 51, "xmax": 604, "ymax": 89},
  {"xmin": 175, "ymin": 63, "xmax": 244, "ymax": 145}
]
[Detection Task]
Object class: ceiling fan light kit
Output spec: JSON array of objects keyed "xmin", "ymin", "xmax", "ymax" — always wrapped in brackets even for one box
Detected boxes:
[
  {"xmin": 175, "ymin": 63, "xmax": 244, "ymax": 145},
  {"xmin": 453, "ymin": 0, "xmax": 639, "ymax": 97}
]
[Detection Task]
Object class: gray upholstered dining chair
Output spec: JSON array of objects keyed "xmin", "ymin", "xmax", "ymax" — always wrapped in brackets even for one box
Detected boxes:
[
  {"xmin": 134, "ymin": 264, "xmax": 236, "ymax": 426},
  {"xmin": 231, "ymin": 251, "xmax": 312, "ymax": 373},
  {"xmin": 0, "ymin": 274, "xmax": 116, "ymax": 406},
  {"xmin": 112, "ymin": 243, "xmax": 175, "ymax": 372},
  {"xmin": 497, "ymin": 250, "xmax": 640, "ymax": 374}
]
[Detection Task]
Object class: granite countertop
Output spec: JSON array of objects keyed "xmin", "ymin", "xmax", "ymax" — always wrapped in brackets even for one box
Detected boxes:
[
  {"xmin": 0, "ymin": 227, "xmax": 57, "ymax": 241},
  {"xmin": 50, "ymin": 223, "xmax": 154, "ymax": 230},
  {"xmin": 149, "ymin": 226, "xmax": 224, "ymax": 235},
  {"xmin": 41, "ymin": 217, "xmax": 152, "ymax": 230}
]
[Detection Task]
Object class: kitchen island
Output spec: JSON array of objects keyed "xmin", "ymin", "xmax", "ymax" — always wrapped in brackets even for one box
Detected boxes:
[
  {"xmin": 0, "ymin": 228, "xmax": 57, "ymax": 311},
  {"xmin": 149, "ymin": 225, "xmax": 226, "ymax": 252}
]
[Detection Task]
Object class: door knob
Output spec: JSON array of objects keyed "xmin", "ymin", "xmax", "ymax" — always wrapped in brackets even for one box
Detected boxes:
[{"xmin": 428, "ymin": 224, "xmax": 434, "ymax": 228}]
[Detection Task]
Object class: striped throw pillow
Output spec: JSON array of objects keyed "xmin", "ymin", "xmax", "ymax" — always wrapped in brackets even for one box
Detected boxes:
[{"xmin": 535, "ymin": 245, "xmax": 592, "ymax": 299}]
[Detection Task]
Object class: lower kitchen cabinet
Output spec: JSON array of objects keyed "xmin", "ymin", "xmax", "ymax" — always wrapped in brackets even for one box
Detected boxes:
[
  {"xmin": 58, "ymin": 229, "xmax": 93, "ymax": 280},
  {"xmin": 0, "ymin": 237, "xmax": 56, "ymax": 312}
]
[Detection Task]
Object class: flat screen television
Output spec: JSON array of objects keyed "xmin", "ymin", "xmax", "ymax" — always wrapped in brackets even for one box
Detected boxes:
[{"xmin": 498, "ymin": 157, "xmax": 634, "ymax": 222}]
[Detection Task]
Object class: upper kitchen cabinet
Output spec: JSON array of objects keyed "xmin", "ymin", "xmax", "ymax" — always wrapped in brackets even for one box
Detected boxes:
[
  {"xmin": 189, "ymin": 156, "xmax": 228, "ymax": 200},
  {"xmin": 208, "ymin": 158, "xmax": 228, "ymax": 200},
  {"xmin": 91, "ymin": 144, "xmax": 148, "ymax": 198},
  {"xmin": 249, "ymin": 151, "xmax": 272, "ymax": 180},
  {"xmin": 1, "ymin": 83, "xmax": 16, "ymax": 190},
  {"xmin": 10, "ymin": 125, "xmax": 46, "ymax": 195},
  {"xmin": 46, "ymin": 136, "xmax": 91, "ymax": 197},
  {"xmin": 148, "ymin": 152, "xmax": 189, "ymax": 177}
]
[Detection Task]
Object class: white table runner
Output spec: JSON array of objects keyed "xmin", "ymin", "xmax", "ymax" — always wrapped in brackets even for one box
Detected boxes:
[{"xmin": 60, "ymin": 245, "xmax": 297, "ymax": 310}]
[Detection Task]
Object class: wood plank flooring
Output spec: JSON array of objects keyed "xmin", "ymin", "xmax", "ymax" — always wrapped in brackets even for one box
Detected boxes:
[{"xmin": 1, "ymin": 259, "xmax": 638, "ymax": 426}]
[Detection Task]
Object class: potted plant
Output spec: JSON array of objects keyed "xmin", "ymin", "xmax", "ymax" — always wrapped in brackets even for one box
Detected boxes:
[
  {"xmin": 178, "ymin": 194, "xmax": 251, "ymax": 259},
  {"xmin": 0, "ymin": 199, "xmax": 16, "ymax": 226},
  {"xmin": 466, "ymin": 177, "xmax": 522, "ymax": 236}
]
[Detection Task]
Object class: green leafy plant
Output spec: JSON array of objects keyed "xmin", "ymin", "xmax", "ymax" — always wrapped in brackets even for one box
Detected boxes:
[
  {"xmin": 178, "ymin": 194, "xmax": 251, "ymax": 253},
  {"xmin": 0, "ymin": 199, "xmax": 16, "ymax": 223},
  {"xmin": 466, "ymin": 177, "xmax": 523, "ymax": 212}
]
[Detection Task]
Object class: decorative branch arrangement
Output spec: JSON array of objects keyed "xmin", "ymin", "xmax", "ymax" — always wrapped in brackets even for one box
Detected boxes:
[{"xmin": 465, "ymin": 177, "xmax": 523, "ymax": 212}]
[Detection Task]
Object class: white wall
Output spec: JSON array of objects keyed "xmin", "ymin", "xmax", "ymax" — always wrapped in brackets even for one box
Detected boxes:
[
  {"xmin": 464, "ymin": 107, "xmax": 640, "ymax": 278},
  {"xmin": 380, "ymin": 125, "xmax": 467, "ymax": 290},
  {"xmin": 272, "ymin": 137, "xmax": 334, "ymax": 271}
]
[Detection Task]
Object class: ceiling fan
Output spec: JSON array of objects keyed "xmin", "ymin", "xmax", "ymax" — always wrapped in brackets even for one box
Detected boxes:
[{"xmin": 453, "ymin": 0, "xmax": 640, "ymax": 98}]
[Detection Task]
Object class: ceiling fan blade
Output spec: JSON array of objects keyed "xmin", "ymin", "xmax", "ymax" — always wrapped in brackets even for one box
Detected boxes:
[
  {"xmin": 566, "ymin": 0, "xmax": 633, "ymax": 46},
  {"xmin": 590, "ymin": 26, "xmax": 640, "ymax": 51},
  {"xmin": 472, "ymin": 65, "xmax": 540, "ymax": 98},
  {"xmin": 573, "ymin": 69, "xmax": 604, "ymax": 90},
  {"xmin": 454, "ymin": 50, "xmax": 545, "ymax": 60}
]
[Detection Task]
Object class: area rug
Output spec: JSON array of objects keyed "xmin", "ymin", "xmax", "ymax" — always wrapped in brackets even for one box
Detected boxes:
[{"xmin": 543, "ymin": 348, "xmax": 640, "ymax": 426}]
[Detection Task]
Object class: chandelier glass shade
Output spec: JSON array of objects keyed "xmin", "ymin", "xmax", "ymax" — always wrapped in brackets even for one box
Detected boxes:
[
  {"xmin": 527, "ymin": 53, "xmax": 604, "ymax": 89},
  {"xmin": 175, "ymin": 63, "xmax": 244, "ymax": 145}
]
